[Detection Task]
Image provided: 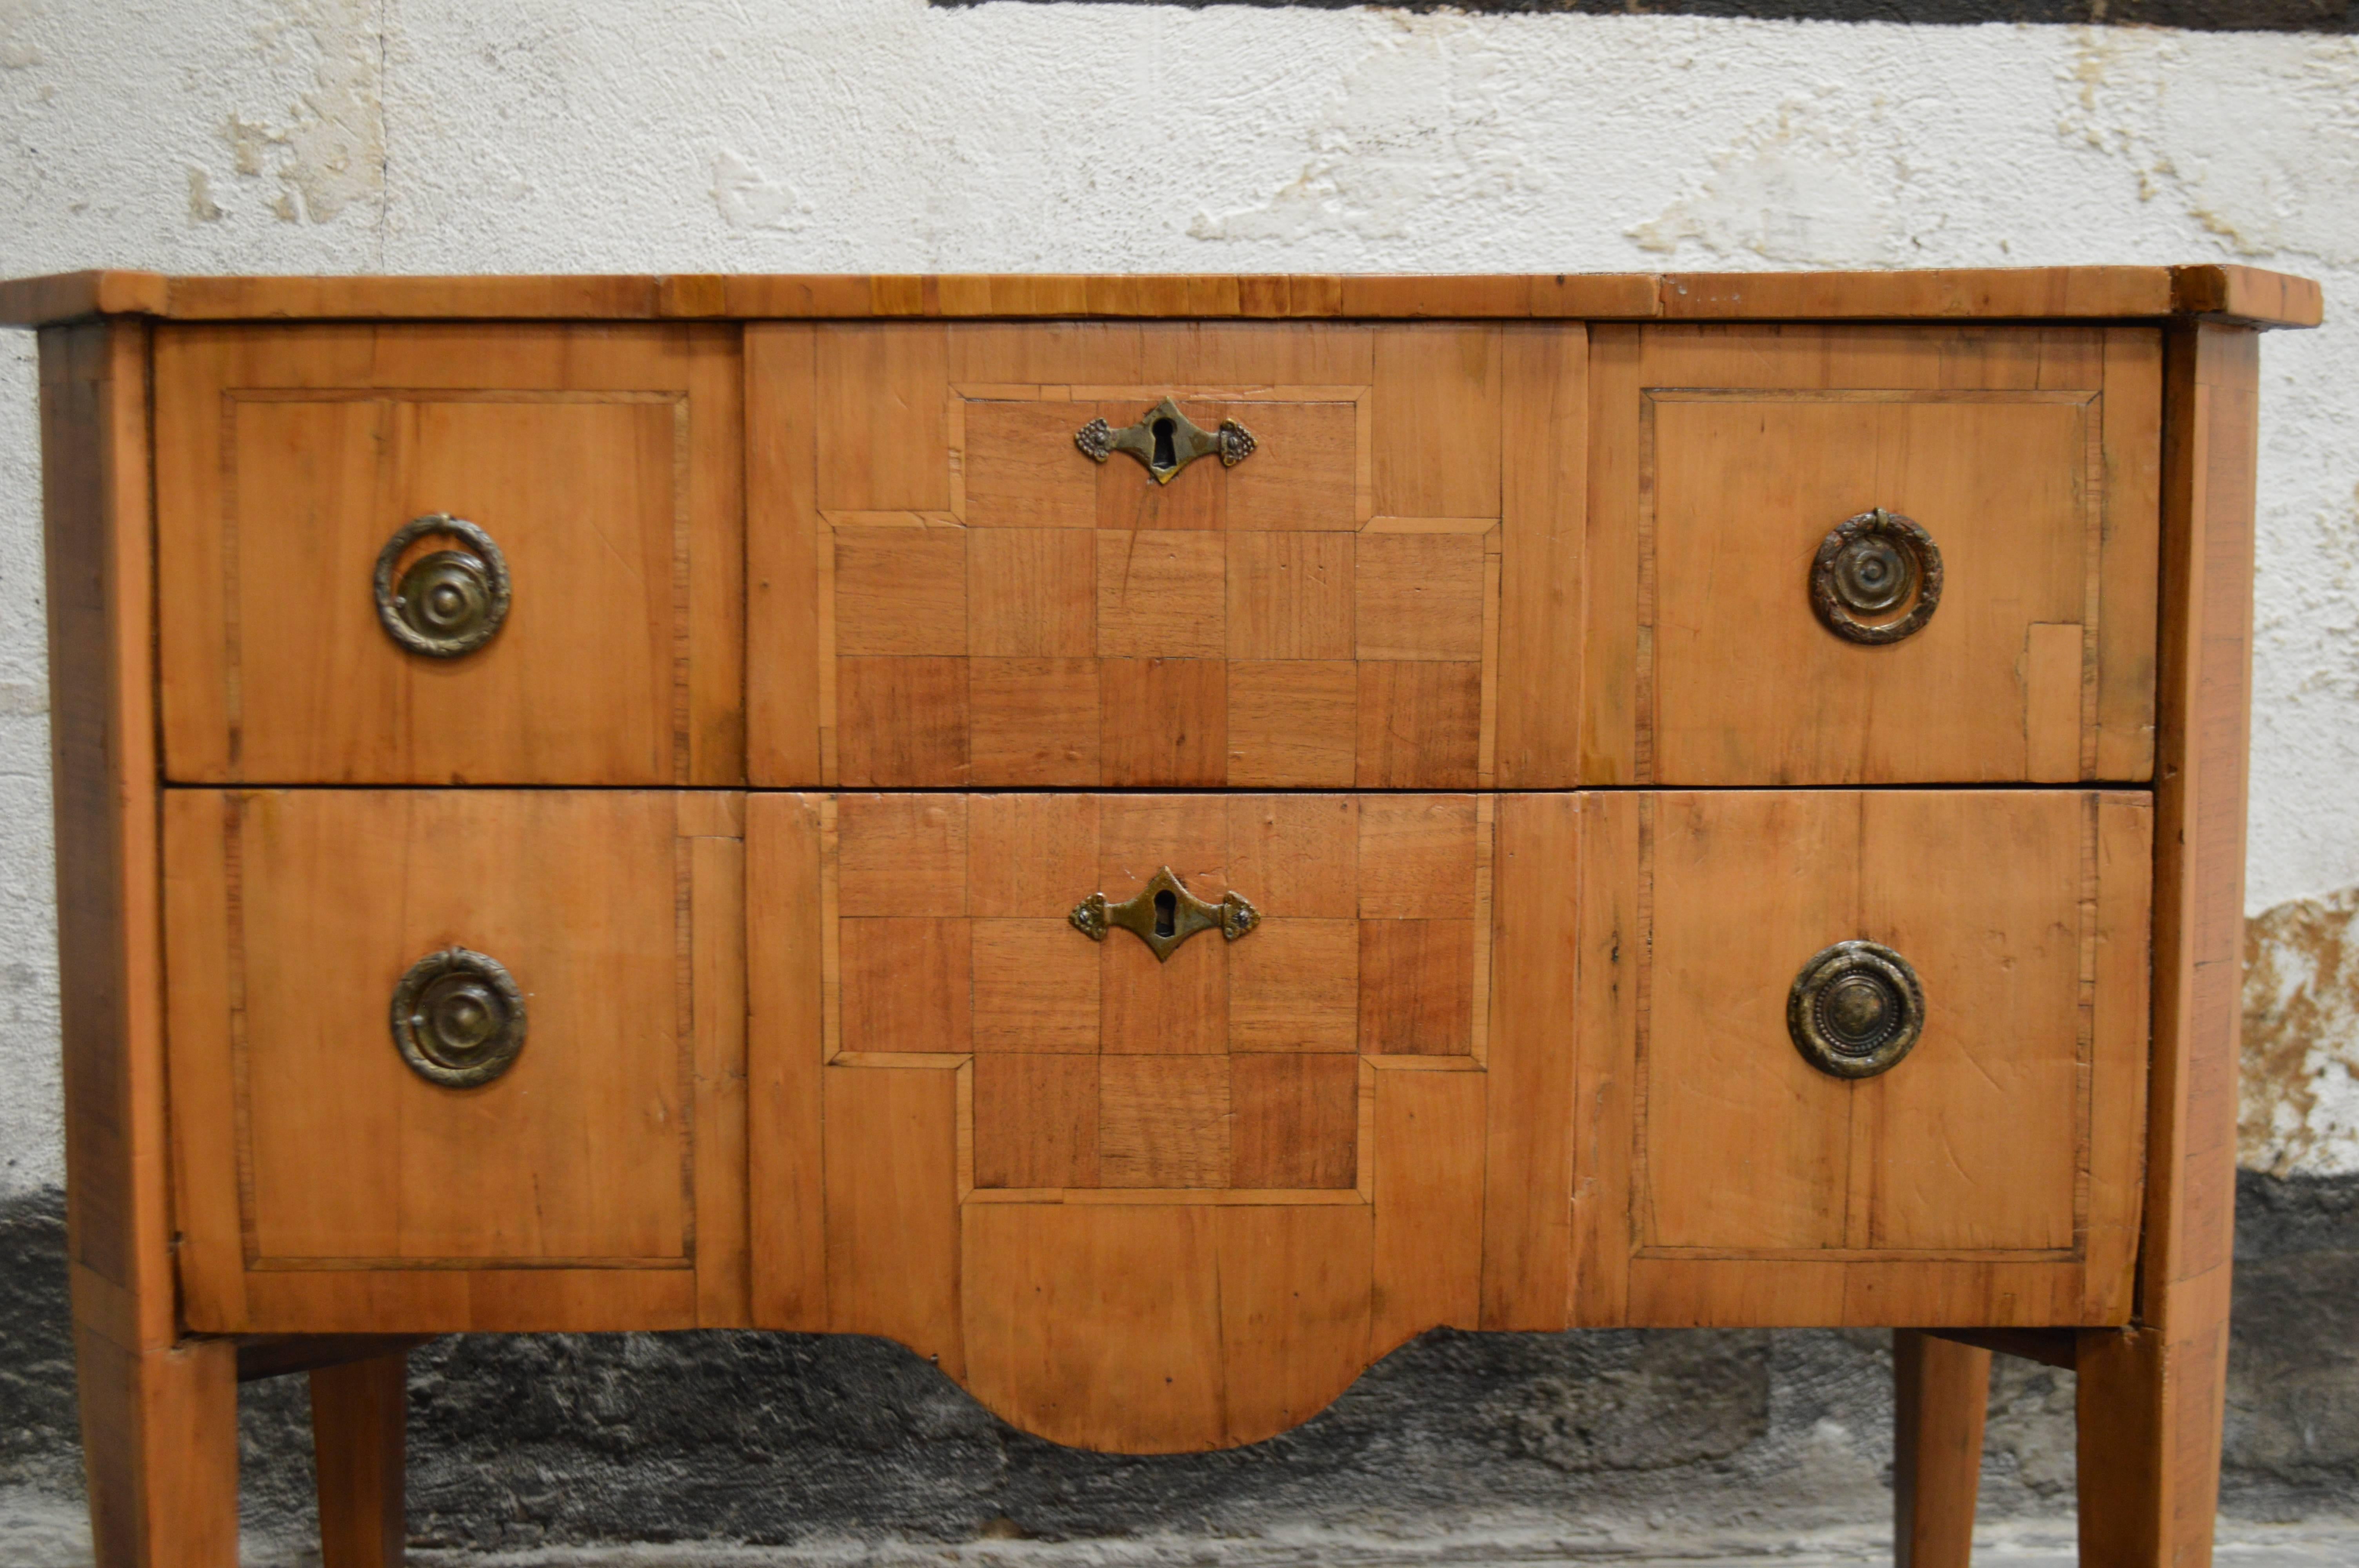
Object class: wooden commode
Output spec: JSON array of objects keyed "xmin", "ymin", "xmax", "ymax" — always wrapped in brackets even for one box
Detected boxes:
[{"xmin": 6, "ymin": 264, "xmax": 2320, "ymax": 1567}]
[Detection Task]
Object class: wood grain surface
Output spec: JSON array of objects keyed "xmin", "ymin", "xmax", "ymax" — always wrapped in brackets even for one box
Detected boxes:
[
  {"xmin": 23, "ymin": 270, "xmax": 2304, "ymax": 1550},
  {"xmin": 746, "ymin": 789, "xmax": 1561, "ymax": 1450},
  {"xmin": 750, "ymin": 324, "xmax": 1574, "ymax": 788},
  {"xmin": 45, "ymin": 316, "xmax": 246, "ymax": 1566},
  {"xmin": 74, "ymin": 1329, "xmax": 239, "ymax": 1568},
  {"xmin": 1894, "ymin": 1329, "xmax": 1990, "ymax": 1568},
  {"xmin": 0, "ymin": 265, "xmax": 2321, "ymax": 327},
  {"xmin": 309, "ymin": 1350, "xmax": 408, "ymax": 1568},
  {"xmin": 45, "ymin": 319, "xmax": 175, "ymax": 1354},
  {"xmin": 163, "ymin": 789, "xmax": 747, "ymax": 1334},
  {"xmin": 2170, "ymin": 263, "xmax": 2324, "ymax": 329},
  {"xmin": 1570, "ymin": 788, "xmax": 2150, "ymax": 1328},
  {"xmin": 2070, "ymin": 318, "xmax": 2261, "ymax": 1568},
  {"xmin": 1585, "ymin": 324, "xmax": 2160, "ymax": 786},
  {"xmin": 153, "ymin": 323, "xmax": 744, "ymax": 786}
]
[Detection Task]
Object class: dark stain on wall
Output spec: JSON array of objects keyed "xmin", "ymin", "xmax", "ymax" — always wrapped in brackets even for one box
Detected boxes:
[
  {"xmin": 0, "ymin": 1192, "xmax": 76, "ymax": 1499},
  {"xmin": 2228, "ymin": 1170, "xmax": 2359, "ymax": 1515},
  {"xmin": 927, "ymin": 0, "xmax": 2357, "ymax": 35},
  {"xmin": 1, "ymin": 1172, "xmax": 2354, "ymax": 1555}
]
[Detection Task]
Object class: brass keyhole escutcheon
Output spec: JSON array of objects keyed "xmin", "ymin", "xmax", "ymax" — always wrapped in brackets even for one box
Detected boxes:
[
  {"xmin": 1070, "ymin": 866, "xmax": 1260, "ymax": 962},
  {"xmin": 1788, "ymin": 939, "xmax": 1925, "ymax": 1079},
  {"xmin": 374, "ymin": 513, "xmax": 513, "ymax": 658},
  {"xmin": 1075, "ymin": 396, "xmax": 1257, "ymax": 485},
  {"xmin": 391, "ymin": 946, "xmax": 527, "ymax": 1088},
  {"xmin": 1809, "ymin": 508, "xmax": 1943, "ymax": 646}
]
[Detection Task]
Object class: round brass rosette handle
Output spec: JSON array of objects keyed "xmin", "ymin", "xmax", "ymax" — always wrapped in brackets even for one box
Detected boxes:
[
  {"xmin": 1809, "ymin": 508, "xmax": 1942, "ymax": 645},
  {"xmin": 1787, "ymin": 940, "xmax": 1925, "ymax": 1080},
  {"xmin": 391, "ymin": 946, "xmax": 527, "ymax": 1089},
  {"xmin": 374, "ymin": 514, "xmax": 512, "ymax": 658}
]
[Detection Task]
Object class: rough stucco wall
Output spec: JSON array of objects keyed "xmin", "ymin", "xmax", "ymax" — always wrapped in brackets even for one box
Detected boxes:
[
  {"xmin": 0, "ymin": 3, "xmax": 2357, "ymax": 1559},
  {"xmin": 0, "ymin": 0, "xmax": 2347, "ymax": 1193}
]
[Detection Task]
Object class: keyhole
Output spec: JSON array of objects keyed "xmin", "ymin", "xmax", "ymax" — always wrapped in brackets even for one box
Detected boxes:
[
  {"xmin": 1153, "ymin": 889, "xmax": 1177, "ymax": 937},
  {"xmin": 1151, "ymin": 417, "xmax": 1177, "ymax": 471}
]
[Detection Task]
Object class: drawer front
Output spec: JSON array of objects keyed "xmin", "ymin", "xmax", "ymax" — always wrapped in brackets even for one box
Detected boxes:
[
  {"xmin": 163, "ymin": 789, "xmax": 748, "ymax": 1332},
  {"xmin": 1569, "ymin": 788, "xmax": 2152, "ymax": 1327},
  {"xmin": 1586, "ymin": 325, "xmax": 2161, "ymax": 786},
  {"xmin": 747, "ymin": 791, "xmax": 1584, "ymax": 1452},
  {"xmin": 747, "ymin": 323, "xmax": 1586, "ymax": 790},
  {"xmin": 155, "ymin": 325, "xmax": 744, "ymax": 785}
]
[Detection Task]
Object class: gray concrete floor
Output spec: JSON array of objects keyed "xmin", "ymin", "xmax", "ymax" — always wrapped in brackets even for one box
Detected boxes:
[{"xmin": 7, "ymin": 1491, "xmax": 2359, "ymax": 1568}]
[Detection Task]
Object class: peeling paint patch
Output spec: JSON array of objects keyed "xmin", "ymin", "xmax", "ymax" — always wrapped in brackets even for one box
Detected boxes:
[
  {"xmin": 186, "ymin": 167, "xmax": 222, "ymax": 223},
  {"xmin": 1190, "ymin": 16, "xmax": 1536, "ymax": 245},
  {"xmin": 712, "ymin": 150, "xmax": 812, "ymax": 234},
  {"xmin": 215, "ymin": 0, "xmax": 383, "ymax": 228},
  {"xmin": 222, "ymin": 113, "xmax": 274, "ymax": 178},
  {"xmin": 1629, "ymin": 86, "xmax": 1916, "ymax": 264},
  {"xmin": 2243, "ymin": 886, "xmax": 2359, "ymax": 1178},
  {"xmin": 2057, "ymin": 30, "xmax": 2359, "ymax": 265},
  {"xmin": 0, "ymin": 0, "xmax": 40, "ymax": 70}
]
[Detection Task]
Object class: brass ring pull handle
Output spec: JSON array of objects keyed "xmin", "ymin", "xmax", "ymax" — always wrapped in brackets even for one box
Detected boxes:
[
  {"xmin": 1076, "ymin": 397, "xmax": 1256, "ymax": 485},
  {"xmin": 1070, "ymin": 866, "xmax": 1260, "ymax": 963},
  {"xmin": 374, "ymin": 513, "xmax": 513, "ymax": 658},
  {"xmin": 391, "ymin": 946, "xmax": 528, "ymax": 1088},
  {"xmin": 1788, "ymin": 940, "xmax": 1925, "ymax": 1079},
  {"xmin": 1810, "ymin": 508, "xmax": 1943, "ymax": 646}
]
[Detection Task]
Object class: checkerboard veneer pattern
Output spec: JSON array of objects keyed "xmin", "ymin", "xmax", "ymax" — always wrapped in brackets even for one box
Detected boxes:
[
  {"xmin": 819, "ymin": 383, "xmax": 1501, "ymax": 788},
  {"xmin": 824, "ymin": 792, "xmax": 1492, "ymax": 1196}
]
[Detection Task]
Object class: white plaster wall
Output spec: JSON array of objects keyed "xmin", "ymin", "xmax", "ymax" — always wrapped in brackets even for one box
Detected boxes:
[{"xmin": 0, "ymin": 0, "xmax": 2354, "ymax": 1195}]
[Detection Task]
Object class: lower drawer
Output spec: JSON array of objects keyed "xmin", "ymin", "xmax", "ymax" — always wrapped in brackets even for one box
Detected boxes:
[
  {"xmin": 157, "ymin": 786, "xmax": 2149, "ymax": 1443},
  {"xmin": 162, "ymin": 788, "xmax": 748, "ymax": 1333},
  {"xmin": 747, "ymin": 789, "xmax": 1543, "ymax": 1454},
  {"xmin": 1568, "ymin": 789, "xmax": 2152, "ymax": 1328},
  {"xmin": 747, "ymin": 788, "xmax": 2150, "ymax": 1453}
]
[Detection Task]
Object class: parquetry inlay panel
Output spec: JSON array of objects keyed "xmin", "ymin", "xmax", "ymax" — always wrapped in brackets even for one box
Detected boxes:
[
  {"xmin": 816, "ymin": 385, "xmax": 1502, "ymax": 790},
  {"xmin": 823, "ymin": 792, "xmax": 1493, "ymax": 1198}
]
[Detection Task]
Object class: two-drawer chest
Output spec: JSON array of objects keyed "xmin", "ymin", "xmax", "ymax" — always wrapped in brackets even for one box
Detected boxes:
[{"xmin": 4, "ymin": 265, "xmax": 2321, "ymax": 1568}]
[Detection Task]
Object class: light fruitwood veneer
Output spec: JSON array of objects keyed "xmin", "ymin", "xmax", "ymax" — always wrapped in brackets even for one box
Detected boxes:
[
  {"xmin": 0, "ymin": 264, "xmax": 2324, "ymax": 329},
  {"xmin": 750, "ymin": 323, "xmax": 1583, "ymax": 791},
  {"xmin": 18, "ymin": 268, "xmax": 2314, "ymax": 1568},
  {"xmin": 747, "ymin": 789, "xmax": 1571, "ymax": 1450}
]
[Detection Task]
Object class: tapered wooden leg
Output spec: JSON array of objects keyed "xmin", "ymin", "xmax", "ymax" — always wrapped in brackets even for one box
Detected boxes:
[
  {"xmin": 75, "ymin": 1328, "xmax": 240, "ymax": 1567},
  {"xmin": 1895, "ymin": 1329, "xmax": 1990, "ymax": 1568},
  {"xmin": 2070, "ymin": 320, "xmax": 2257, "ymax": 1568},
  {"xmin": 310, "ymin": 1350, "xmax": 409, "ymax": 1568},
  {"xmin": 2075, "ymin": 1305, "xmax": 2230, "ymax": 1568}
]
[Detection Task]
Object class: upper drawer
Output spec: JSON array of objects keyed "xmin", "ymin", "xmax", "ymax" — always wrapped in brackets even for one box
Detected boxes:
[
  {"xmin": 1584, "ymin": 325, "xmax": 2161, "ymax": 786},
  {"xmin": 155, "ymin": 325, "xmax": 744, "ymax": 785},
  {"xmin": 746, "ymin": 323, "xmax": 1587, "ymax": 789}
]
